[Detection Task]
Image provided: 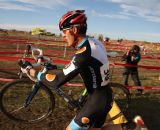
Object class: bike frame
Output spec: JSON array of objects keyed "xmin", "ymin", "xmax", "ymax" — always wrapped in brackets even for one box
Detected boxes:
[
  {"xmin": 21, "ymin": 44, "xmax": 81, "ymax": 110},
  {"xmin": 22, "ymin": 44, "xmax": 130, "ymax": 118},
  {"xmin": 2, "ymin": 44, "xmax": 129, "ymax": 123}
]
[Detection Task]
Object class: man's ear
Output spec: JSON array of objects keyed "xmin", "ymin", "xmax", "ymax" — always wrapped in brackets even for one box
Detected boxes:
[{"xmin": 72, "ymin": 26, "xmax": 79, "ymax": 34}]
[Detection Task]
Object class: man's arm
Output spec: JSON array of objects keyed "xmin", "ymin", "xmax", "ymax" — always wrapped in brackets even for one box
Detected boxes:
[
  {"xmin": 121, "ymin": 51, "xmax": 130, "ymax": 61},
  {"xmin": 130, "ymin": 54, "xmax": 141, "ymax": 64}
]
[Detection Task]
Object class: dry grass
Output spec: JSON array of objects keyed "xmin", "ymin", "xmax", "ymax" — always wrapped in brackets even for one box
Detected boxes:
[{"xmin": 0, "ymin": 31, "xmax": 160, "ymax": 130}]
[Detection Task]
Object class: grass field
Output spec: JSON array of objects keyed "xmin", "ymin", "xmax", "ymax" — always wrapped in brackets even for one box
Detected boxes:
[{"xmin": 0, "ymin": 31, "xmax": 160, "ymax": 130}]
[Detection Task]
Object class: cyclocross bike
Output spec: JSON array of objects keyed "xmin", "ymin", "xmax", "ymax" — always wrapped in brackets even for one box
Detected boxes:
[{"xmin": 0, "ymin": 44, "xmax": 131, "ymax": 124}]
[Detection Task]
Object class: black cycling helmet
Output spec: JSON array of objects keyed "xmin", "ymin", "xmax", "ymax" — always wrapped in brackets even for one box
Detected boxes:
[
  {"xmin": 131, "ymin": 45, "xmax": 140, "ymax": 52},
  {"xmin": 59, "ymin": 10, "xmax": 87, "ymax": 31}
]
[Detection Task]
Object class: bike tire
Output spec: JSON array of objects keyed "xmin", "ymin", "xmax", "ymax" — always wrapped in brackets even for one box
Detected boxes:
[
  {"xmin": 73, "ymin": 82, "xmax": 131, "ymax": 123},
  {"xmin": 106, "ymin": 82, "xmax": 131, "ymax": 122},
  {"xmin": 0, "ymin": 79, "xmax": 55, "ymax": 123}
]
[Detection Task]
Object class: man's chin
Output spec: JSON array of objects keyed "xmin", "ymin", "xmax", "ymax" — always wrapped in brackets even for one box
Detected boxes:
[{"xmin": 71, "ymin": 42, "xmax": 77, "ymax": 48}]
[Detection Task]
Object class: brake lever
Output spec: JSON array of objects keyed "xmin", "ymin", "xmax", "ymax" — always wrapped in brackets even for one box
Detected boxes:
[
  {"xmin": 18, "ymin": 70, "xmax": 23, "ymax": 79},
  {"xmin": 24, "ymin": 44, "xmax": 31, "ymax": 57}
]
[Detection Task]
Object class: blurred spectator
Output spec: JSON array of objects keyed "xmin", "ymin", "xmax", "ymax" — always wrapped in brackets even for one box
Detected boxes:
[
  {"xmin": 105, "ymin": 37, "xmax": 110, "ymax": 42},
  {"xmin": 121, "ymin": 45, "xmax": 143, "ymax": 94}
]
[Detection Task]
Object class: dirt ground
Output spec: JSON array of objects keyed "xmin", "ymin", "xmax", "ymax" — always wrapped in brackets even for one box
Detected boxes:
[
  {"xmin": 0, "ymin": 107, "xmax": 74, "ymax": 130},
  {"xmin": 0, "ymin": 33, "xmax": 160, "ymax": 130}
]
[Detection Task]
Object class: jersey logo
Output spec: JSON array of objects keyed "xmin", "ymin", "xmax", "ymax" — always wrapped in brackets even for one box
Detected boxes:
[
  {"xmin": 46, "ymin": 74, "xmax": 56, "ymax": 82},
  {"xmin": 100, "ymin": 63, "xmax": 110, "ymax": 86},
  {"xmin": 63, "ymin": 62, "xmax": 76, "ymax": 75},
  {"xmin": 81, "ymin": 117, "xmax": 90, "ymax": 124},
  {"xmin": 76, "ymin": 46, "xmax": 86, "ymax": 54}
]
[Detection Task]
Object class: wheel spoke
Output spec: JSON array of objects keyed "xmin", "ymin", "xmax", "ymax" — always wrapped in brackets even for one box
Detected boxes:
[
  {"xmin": 10, "ymin": 105, "xmax": 25, "ymax": 114},
  {"xmin": 0, "ymin": 79, "xmax": 55, "ymax": 123}
]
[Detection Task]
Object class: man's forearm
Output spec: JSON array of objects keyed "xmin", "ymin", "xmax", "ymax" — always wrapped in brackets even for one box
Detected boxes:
[{"xmin": 29, "ymin": 69, "xmax": 37, "ymax": 77}]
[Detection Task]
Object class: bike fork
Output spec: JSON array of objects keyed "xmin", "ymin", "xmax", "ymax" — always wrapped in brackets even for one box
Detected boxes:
[{"xmin": 24, "ymin": 82, "xmax": 41, "ymax": 107}]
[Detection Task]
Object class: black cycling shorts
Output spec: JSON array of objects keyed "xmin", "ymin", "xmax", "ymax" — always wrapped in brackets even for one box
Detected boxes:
[{"xmin": 74, "ymin": 86, "xmax": 113, "ymax": 128}]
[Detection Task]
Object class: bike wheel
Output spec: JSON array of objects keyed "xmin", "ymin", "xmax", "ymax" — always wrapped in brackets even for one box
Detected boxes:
[
  {"xmin": 0, "ymin": 79, "xmax": 55, "ymax": 123},
  {"xmin": 106, "ymin": 82, "xmax": 131, "ymax": 122}
]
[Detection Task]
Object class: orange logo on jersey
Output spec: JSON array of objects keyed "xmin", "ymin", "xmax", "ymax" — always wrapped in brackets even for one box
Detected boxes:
[
  {"xmin": 76, "ymin": 47, "xmax": 86, "ymax": 54},
  {"xmin": 46, "ymin": 74, "xmax": 56, "ymax": 81},
  {"xmin": 81, "ymin": 117, "xmax": 90, "ymax": 124}
]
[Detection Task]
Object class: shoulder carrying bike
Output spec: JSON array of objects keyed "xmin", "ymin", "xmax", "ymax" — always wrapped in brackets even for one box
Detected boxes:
[{"xmin": 0, "ymin": 45, "xmax": 131, "ymax": 123}]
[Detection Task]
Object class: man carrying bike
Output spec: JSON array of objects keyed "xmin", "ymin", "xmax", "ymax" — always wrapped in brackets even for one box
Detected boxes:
[{"xmin": 20, "ymin": 10, "xmax": 141, "ymax": 130}]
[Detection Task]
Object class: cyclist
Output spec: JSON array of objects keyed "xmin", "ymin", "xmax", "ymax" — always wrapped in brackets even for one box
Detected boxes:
[
  {"xmin": 20, "ymin": 10, "xmax": 140, "ymax": 130},
  {"xmin": 121, "ymin": 45, "xmax": 143, "ymax": 94}
]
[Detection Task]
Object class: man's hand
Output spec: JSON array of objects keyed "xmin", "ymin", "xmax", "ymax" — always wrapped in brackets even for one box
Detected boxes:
[
  {"xmin": 18, "ymin": 60, "xmax": 33, "ymax": 74},
  {"xmin": 131, "ymin": 56, "xmax": 134, "ymax": 61},
  {"xmin": 121, "ymin": 52, "xmax": 128, "ymax": 61}
]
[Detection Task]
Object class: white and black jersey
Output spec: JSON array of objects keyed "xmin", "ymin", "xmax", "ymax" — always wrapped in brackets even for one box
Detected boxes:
[
  {"xmin": 37, "ymin": 36, "xmax": 110, "ymax": 94},
  {"xmin": 36, "ymin": 36, "xmax": 113, "ymax": 128}
]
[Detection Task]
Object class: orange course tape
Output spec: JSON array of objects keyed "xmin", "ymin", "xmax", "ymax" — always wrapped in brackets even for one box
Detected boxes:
[{"xmin": 0, "ymin": 77, "xmax": 159, "ymax": 90}]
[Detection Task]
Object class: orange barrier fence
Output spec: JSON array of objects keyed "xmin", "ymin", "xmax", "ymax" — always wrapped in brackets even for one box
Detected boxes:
[
  {"xmin": 0, "ymin": 56, "xmax": 70, "ymax": 65},
  {"xmin": 113, "ymin": 63, "xmax": 160, "ymax": 70},
  {"xmin": 0, "ymin": 48, "xmax": 159, "ymax": 60},
  {"xmin": 0, "ymin": 78, "xmax": 159, "ymax": 90},
  {"xmin": 0, "ymin": 55, "xmax": 160, "ymax": 70}
]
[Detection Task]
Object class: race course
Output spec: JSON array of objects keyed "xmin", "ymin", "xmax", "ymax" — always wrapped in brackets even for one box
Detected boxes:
[{"xmin": 0, "ymin": 31, "xmax": 160, "ymax": 130}]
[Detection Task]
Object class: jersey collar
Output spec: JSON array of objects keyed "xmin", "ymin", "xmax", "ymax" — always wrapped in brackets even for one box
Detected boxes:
[{"xmin": 76, "ymin": 36, "xmax": 88, "ymax": 49}]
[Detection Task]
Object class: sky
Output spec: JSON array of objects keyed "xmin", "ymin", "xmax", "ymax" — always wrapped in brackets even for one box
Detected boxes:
[{"xmin": 0, "ymin": 0, "xmax": 160, "ymax": 43}]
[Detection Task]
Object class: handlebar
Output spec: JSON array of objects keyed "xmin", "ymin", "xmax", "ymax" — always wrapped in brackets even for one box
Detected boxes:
[
  {"xmin": 18, "ymin": 44, "xmax": 56, "ymax": 80},
  {"xmin": 24, "ymin": 44, "xmax": 51, "ymax": 67}
]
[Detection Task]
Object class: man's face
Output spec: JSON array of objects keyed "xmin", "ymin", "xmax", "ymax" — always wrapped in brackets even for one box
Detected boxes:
[
  {"xmin": 62, "ymin": 28, "xmax": 75, "ymax": 47},
  {"xmin": 133, "ymin": 49, "xmax": 138, "ymax": 53}
]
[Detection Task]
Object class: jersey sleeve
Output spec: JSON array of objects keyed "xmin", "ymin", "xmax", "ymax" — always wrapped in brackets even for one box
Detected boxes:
[{"xmin": 36, "ymin": 46, "xmax": 89, "ymax": 89}]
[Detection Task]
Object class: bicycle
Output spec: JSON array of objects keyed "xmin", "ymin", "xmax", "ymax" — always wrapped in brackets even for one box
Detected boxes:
[{"xmin": 0, "ymin": 44, "xmax": 131, "ymax": 124}]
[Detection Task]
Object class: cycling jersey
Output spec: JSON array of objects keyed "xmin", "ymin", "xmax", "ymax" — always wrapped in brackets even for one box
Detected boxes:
[
  {"xmin": 37, "ymin": 36, "xmax": 110, "ymax": 94},
  {"xmin": 36, "ymin": 36, "xmax": 112, "ymax": 129}
]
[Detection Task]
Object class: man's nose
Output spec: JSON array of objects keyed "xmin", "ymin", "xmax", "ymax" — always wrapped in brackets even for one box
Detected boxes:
[
  {"xmin": 63, "ymin": 35, "xmax": 65, "ymax": 38},
  {"xmin": 61, "ymin": 35, "xmax": 66, "ymax": 41},
  {"xmin": 62, "ymin": 33, "xmax": 66, "ymax": 38}
]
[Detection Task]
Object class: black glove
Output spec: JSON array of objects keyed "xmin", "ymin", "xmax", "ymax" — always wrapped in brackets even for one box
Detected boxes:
[{"xmin": 18, "ymin": 59, "xmax": 33, "ymax": 74}]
